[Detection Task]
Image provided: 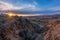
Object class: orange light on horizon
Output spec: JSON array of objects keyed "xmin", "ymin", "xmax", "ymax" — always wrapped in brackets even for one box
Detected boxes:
[
  {"xmin": 7, "ymin": 12, "xmax": 29, "ymax": 16},
  {"xmin": 7, "ymin": 12, "xmax": 40, "ymax": 17},
  {"xmin": 8, "ymin": 13, "xmax": 13, "ymax": 16},
  {"xmin": 8, "ymin": 12, "xmax": 16, "ymax": 17},
  {"xmin": 7, "ymin": 12, "xmax": 14, "ymax": 19}
]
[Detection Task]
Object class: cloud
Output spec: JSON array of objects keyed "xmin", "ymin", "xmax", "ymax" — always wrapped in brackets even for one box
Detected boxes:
[
  {"xmin": 47, "ymin": 7, "xmax": 60, "ymax": 11},
  {"xmin": 0, "ymin": 0, "xmax": 40, "ymax": 11},
  {"xmin": 33, "ymin": 1, "xmax": 38, "ymax": 6},
  {"xmin": 21, "ymin": 4, "xmax": 36, "ymax": 9},
  {"xmin": 20, "ymin": 4, "xmax": 39, "ymax": 11},
  {"xmin": 0, "ymin": 1, "xmax": 23, "ymax": 10}
]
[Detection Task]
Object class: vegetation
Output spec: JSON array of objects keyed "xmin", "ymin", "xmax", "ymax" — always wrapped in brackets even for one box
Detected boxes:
[{"xmin": 0, "ymin": 15, "xmax": 60, "ymax": 40}]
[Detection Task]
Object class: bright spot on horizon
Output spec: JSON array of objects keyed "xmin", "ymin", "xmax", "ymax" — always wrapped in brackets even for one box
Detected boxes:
[
  {"xmin": 8, "ymin": 13, "xmax": 13, "ymax": 17},
  {"xmin": 7, "ymin": 12, "xmax": 41, "ymax": 17}
]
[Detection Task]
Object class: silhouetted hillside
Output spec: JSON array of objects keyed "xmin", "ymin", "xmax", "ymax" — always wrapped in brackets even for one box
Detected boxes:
[
  {"xmin": 0, "ymin": 14, "xmax": 60, "ymax": 40},
  {"xmin": 0, "ymin": 16, "xmax": 48, "ymax": 40}
]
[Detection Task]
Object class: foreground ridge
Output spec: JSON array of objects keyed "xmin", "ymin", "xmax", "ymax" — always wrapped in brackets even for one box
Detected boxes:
[{"xmin": 0, "ymin": 16, "xmax": 47, "ymax": 40}]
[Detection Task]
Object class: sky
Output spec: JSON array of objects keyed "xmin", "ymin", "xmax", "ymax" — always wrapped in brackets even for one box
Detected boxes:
[{"xmin": 0, "ymin": 0, "xmax": 60, "ymax": 14}]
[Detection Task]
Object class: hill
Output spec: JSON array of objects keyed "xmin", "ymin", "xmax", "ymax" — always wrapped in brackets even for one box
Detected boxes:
[
  {"xmin": 0, "ymin": 14, "xmax": 60, "ymax": 40},
  {"xmin": 0, "ymin": 16, "xmax": 47, "ymax": 40}
]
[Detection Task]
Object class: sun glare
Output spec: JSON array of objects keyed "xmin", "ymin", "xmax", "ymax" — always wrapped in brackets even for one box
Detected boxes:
[
  {"xmin": 8, "ymin": 12, "xmax": 16, "ymax": 17},
  {"xmin": 7, "ymin": 12, "xmax": 39, "ymax": 17},
  {"xmin": 8, "ymin": 13, "xmax": 13, "ymax": 16},
  {"xmin": 7, "ymin": 12, "xmax": 26, "ymax": 17}
]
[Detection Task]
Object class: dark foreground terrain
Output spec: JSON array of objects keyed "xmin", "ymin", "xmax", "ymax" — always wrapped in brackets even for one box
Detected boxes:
[{"xmin": 0, "ymin": 15, "xmax": 60, "ymax": 40}]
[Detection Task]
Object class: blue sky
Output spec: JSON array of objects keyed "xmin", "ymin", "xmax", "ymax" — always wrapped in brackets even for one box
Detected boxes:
[{"xmin": 0, "ymin": 0, "xmax": 60, "ymax": 14}]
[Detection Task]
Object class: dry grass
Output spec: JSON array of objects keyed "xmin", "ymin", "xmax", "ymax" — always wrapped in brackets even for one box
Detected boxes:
[{"xmin": 44, "ymin": 20, "xmax": 60, "ymax": 40}]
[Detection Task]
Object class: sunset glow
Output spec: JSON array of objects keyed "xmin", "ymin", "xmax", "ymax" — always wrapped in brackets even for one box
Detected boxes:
[
  {"xmin": 7, "ymin": 12, "xmax": 40, "ymax": 17},
  {"xmin": 8, "ymin": 13, "xmax": 13, "ymax": 16}
]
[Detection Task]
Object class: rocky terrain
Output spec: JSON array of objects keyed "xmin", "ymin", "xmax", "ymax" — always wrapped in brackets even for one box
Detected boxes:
[
  {"xmin": 45, "ymin": 20, "xmax": 60, "ymax": 40},
  {"xmin": 0, "ymin": 15, "xmax": 60, "ymax": 40}
]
